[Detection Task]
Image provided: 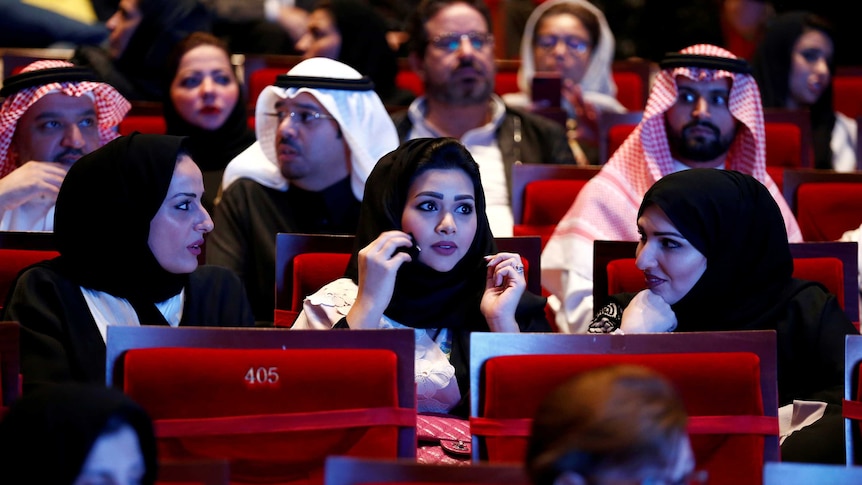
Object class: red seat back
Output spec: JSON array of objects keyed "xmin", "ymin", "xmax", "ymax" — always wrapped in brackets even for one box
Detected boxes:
[
  {"xmin": 834, "ymin": 72, "xmax": 862, "ymax": 119},
  {"xmin": 764, "ymin": 122, "xmax": 804, "ymax": 168},
  {"xmin": 611, "ymin": 71, "xmax": 644, "ymax": 111},
  {"xmin": 248, "ymin": 67, "xmax": 288, "ymax": 105},
  {"xmin": 291, "ymin": 252, "xmax": 351, "ymax": 312},
  {"xmin": 513, "ymin": 179, "xmax": 588, "ymax": 248},
  {"xmin": 796, "ymin": 183, "xmax": 862, "ymax": 242},
  {"xmin": 480, "ymin": 352, "xmax": 765, "ymax": 485},
  {"xmin": 118, "ymin": 115, "xmax": 166, "ymax": 136},
  {"xmin": 124, "ymin": 347, "xmax": 409, "ymax": 485},
  {"xmin": 606, "ymin": 256, "xmax": 846, "ymax": 311}
]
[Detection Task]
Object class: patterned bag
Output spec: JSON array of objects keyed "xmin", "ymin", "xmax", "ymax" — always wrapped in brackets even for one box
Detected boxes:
[{"xmin": 416, "ymin": 413, "xmax": 471, "ymax": 465}]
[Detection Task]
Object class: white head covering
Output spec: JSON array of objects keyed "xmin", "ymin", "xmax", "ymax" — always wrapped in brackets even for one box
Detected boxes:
[
  {"xmin": 221, "ymin": 57, "xmax": 399, "ymax": 199},
  {"xmin": 517, "ymin": 0, "xmax": 617, "ymax": 99},
  {"xmin": 0, "ymin": 60, "xmax": 130, "ymax": 178}
]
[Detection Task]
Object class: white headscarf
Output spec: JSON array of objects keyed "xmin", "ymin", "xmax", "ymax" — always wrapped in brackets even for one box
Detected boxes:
[
  {"xmin": 221, "ymin": 57, "xmax": 399, "ymax": 200},
  {"xmin": 516, "ymin": 0, "xmax": 617, "ymax": 99}
]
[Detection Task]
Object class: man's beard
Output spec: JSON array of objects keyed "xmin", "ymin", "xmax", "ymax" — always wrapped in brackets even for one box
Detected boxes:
[
  {"xmin": 425, "ymin": 60, "xmax": 494, "ymax": 105},
  {"xmin": 667, "ymin": 120, "xmax": 735, "ymax": 162}
]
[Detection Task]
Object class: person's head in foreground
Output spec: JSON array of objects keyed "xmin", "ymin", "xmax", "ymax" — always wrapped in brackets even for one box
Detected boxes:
[
  {"xmin": 0, "ymin": 383, "xmax": 157, "ymax": 485},
  {"xmin": 54, "ymin": 133, "xmax": 213, "ymax": 301},
  {"xmin": 526, "ymin": 365, "xmax": 698, "ymax": 485}
]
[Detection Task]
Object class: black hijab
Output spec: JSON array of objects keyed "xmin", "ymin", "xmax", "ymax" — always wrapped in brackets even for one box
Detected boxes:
[
  {"xmin": 162, "ymin": 32, "xmax": 255, "ymax": 174},
  {"xmin": 114, "ymin": 0, "xmax": 212, "ymax": 100},
  {"xmin": 638, "ymin": 169, "xmax": 795, "ymax": 331},
  {"xmin": 0, "ymin": 383, "xmax": 157, "ymax": 485},
  {"xmin": 52, "ymin": 133, "xmax": 189, "ymax": 307},
  {"xmin": 751, "ymin": 11, "xmax": 837, "ymax": 169},
  {"xmin": 345, "ymin": 137, "xmax": 495, "ymax": 330},
  {"xmin": 317, "ymin": 0, "xmax": 410, "ymax": 105}
]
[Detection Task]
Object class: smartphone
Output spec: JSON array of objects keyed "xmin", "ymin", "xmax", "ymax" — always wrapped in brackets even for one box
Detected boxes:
[
  {"xmin": 395, "ymin": 232, "xmax": 421, "ymax": 260},
  {"xmin": 531, "ymin": 73, "xmax": 562, "ymax": 109}
]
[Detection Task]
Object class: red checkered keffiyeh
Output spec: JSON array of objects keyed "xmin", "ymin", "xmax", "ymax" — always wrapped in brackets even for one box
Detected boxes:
[
  {"xmin": 0, "ymin": 60, "xmax": 131, "ymax": 178},
  {"xmin": 541, "ymin": 44, "xmax": 802, "ymax": 332}
]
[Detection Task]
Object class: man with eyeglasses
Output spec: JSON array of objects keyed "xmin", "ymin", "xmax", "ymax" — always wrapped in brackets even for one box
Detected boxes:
[
  {"xmin": 0, "ymin": 59, "xmax": 130, "ymax": 232},
  {"xmin": 541, "ymin": 44, "xmax": 803, "ymax": 334},
  {"xmin": 392, "ymin": 0, "xmax": 575, "ymax": 238},
  {"xmin": 208, "ymin": 57, "xmax": 399, "ymax": 323}
]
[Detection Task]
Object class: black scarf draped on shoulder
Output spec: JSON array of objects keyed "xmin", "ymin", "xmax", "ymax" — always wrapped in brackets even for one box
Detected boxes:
[
  {"xmin": 639, "ymin": 169, "xmax": 801, "ymax": 331},
  {"xmin": 0, "ymin": 383, "xmax": 157, "ymax": 484},
  {"xmin": 51, "ymin": 133, "xmax": 189, "ymax": 307},
  {"xmin": 345, "ymin": 137, "xmax": 496, "ymax": 330}
]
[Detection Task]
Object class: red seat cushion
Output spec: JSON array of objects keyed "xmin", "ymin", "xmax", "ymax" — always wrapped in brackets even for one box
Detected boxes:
[
  {"xmin": 480, "ymin": 353, "xmax": 765, "ymax": 485},
  {"xmin": 124, "ymin": 347, "xmax": 406, "ymax": 484},
  {"xmin": 796, "ymin": 183, "xmax": 862, "ymax": 241},
  {"xmin": 606, "ymin": 258, "xmax": 644, "ymax": 296}
]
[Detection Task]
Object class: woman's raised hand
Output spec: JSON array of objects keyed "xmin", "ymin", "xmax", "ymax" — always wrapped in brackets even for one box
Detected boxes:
[
  {"xmin": 620, "ymin": 289, "xmax": 678, "ymax": 333},
  {"xmin": 346, "ymin": 230, "xmax": 414, "ymax": 328},
  {"xmin": 480, "ymin": 252, "xmax": 526, "ymax": 333}
]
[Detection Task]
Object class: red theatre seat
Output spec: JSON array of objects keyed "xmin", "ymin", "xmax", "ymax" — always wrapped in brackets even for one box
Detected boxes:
[
  {"xmin": 118, "ymin": 115, "xmax": 166, "ymax": 136},
  {"xmin": 106, "ymin": 326, "xmax": 417, "ymax": 485},
  {"xmin": 469, "ymin": 331, "xmax": 779, "ymax": 485}
]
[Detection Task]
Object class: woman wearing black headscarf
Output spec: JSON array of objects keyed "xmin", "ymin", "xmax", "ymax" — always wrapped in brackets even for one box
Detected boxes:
[
  {"xmin": 72, "ymin": 0, "xmax": 212, "ymax": 101},
  {"xmin": 751, "ymin": 11, "xmax": 857, "ymax": 171},
  {"xmin": 589, "ymin": 168, "xmax": 858, "ymax": 463},
  {"xmin": 295, "ymin": 137, "xmax": 549, "ymax": 416},
  {"xmin": 0, "ymin": 383, "xmax": 157, "ymax": 485},
  {"xmin": 164, "ymin": 32, "xmax": 256, "ymax": 212},
  {"xmin": 3, "ymin": 133, "xmax": 254, "ymax": 394},
  {"xmin": 294, "ymin": 0, "xmax": 415, "ymax": 107}
]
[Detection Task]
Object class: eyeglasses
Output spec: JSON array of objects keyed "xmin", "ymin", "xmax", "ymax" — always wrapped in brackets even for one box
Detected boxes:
[
  {"xmin": 535, "ymin": 35, "xmax": 590, "ymax": 54},
  {"xmin": 265, "ymin": 109, "xmax": 335, "ymax": 126},
  {"xmin": 429, "ymin": 32, "xmax": 494, "ymax": 53}
]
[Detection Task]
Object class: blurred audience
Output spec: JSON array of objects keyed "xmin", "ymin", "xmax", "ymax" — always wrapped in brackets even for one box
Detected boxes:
[
  {"xmin": 0, "ymin": 59, "xmax": 130, "ymax": 232},
  {"xmin": 503, "ymin": 0, "xmax": 626, "ymax": 165},
  {"xmin": 395, "ymin": 0, "xmax": 574, "ymax": 237},
  {"xmin": 71, "ymin": 0, "xmax": 212, "ymax": 101},
  {"xmin": 295, "ymin": 0, "xmax": 415, "ymax": 106},
  {"xmin": 209, "ymin": 57, "xmax": 398, "ymax": 323},
  {"xmin": 164, "ymin": 31, "xmax": 255, "ymax": 212},
  {"xmin": 752, "ymin": 11, "xmax": 856, "ymax": 171}
]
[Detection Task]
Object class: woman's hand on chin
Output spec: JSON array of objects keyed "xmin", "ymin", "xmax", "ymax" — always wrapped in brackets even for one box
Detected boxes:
[
  {"xmin": 480, "ymin": 252, "xmax": 526, "ymax": 332},
  {"xmin": 349, "ymin": 231, "xmax": 413, "ymax": 328},
  {"xmin": 620, "ymin": 289, "xmax": 678, "ymax": 333}
]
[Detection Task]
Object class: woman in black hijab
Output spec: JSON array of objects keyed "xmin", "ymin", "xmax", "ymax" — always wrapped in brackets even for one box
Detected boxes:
[
  {"xmin": 3, "ymin": 133, "xmax": 254, "ymax": 394},
  {"xmin": 0, "ymin": 383, "xmax": 157, "ymax": 485},
  {"xmin": 751, "ymin": 11, "xmax": 856, "ymax": 171},
  {"xmin": 164, "ymin": 32, "xmax": 256, "ymax": 212},
  {"xmin": 295, "ymin": 0, "xmax": 415, "ymax": 107},
  {"xmin": 72, "ymin": 0, "xmax": 212, "ymax": 101},
  {"xmin": 295, "ymin": 137, "xmax": 549, "ymax": 416},
  {"xmin": 589, "ymin": 168, "xmax": 857, "ymax": 463}
]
